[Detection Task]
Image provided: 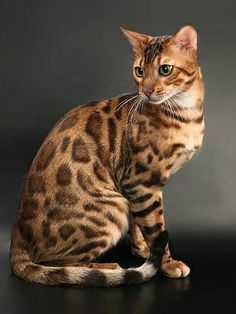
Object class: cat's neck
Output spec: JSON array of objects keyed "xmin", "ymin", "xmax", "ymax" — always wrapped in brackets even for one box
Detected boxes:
[
  {"xmin": 136, "ymin": 97, "xmax": 203, "ymax": 125},
  {"xmin": 173, "ymin": 78, "xmax": 204, "ymax": 112},
  {"xmin": 142, "ymin": 78, "xmax": 204, "ymax": 123}
]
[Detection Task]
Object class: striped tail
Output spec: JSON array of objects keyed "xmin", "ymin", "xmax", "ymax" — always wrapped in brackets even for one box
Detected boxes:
[{"xmin": 10, "ymin": 230, "xmax": 168, "ymax": 287}]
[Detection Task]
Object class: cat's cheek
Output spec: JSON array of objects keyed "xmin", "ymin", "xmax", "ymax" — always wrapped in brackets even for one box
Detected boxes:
[{"xmin": 133, "ymin": 75, "xmax": 141, "ymax": 86}]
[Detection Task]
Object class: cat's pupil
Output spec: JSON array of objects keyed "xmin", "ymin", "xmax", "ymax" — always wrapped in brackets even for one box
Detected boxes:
[
  {"xmin": 163, "ymin": 66, "xmax": 168, "ymax": 73},
  {"xmin": 159, "ymin": 64, "xmax": 173, "ymax": 76},
  {"xmin": 134, "ymin": 66, "xmax": 144, "ymax": 77}
]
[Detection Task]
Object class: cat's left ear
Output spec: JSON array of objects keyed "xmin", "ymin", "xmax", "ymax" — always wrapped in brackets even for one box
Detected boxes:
[
  {"xmin": 173, "ymin": 25, "xmax": 197, "ymax": 52},
  {"xmin": 120, "ymin": 27, "xmax": 149, "ymax": 54}
]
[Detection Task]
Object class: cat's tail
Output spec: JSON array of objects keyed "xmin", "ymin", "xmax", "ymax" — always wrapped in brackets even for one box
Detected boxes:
[{"xmin": 10, "ymin": 230, "xmax": 168, "ymax": 287}]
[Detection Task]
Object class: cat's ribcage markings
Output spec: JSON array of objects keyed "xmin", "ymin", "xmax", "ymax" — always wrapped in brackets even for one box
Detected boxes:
[
  {"xmin": 76, "ymin": 103, "xmax": 129, "ymax": 253},
  {"xmin": 32, "ymin": 100, "xmax": 127, "ymax": 263},
  {"xmin": 72, "ymin": 137, "xmax": 91, "ymax": 163},
  {"xmin": 61, "ymin": 136, "xmax": 70, "ymax": 153}
]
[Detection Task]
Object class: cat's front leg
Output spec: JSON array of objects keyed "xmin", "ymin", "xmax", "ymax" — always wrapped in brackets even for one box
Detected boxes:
[
  {"xmin": 161, "ymin": 243, "xmax": 190, "ymax": 278},
  {"xmin": 129, "ymin": 187, "xmax": 190, "ymax": 278},
  {"xmin": 129, "ymin": 218, "xmax": 150, "ymax": 259}
]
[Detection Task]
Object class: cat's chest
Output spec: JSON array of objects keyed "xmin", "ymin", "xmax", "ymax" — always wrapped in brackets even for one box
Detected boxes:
[
  {"xmin": 133, "ymin": 119, "xmax": 204, "ymax": 173},
  {"xmin": 159, "ymin": 124, "xmax": 204, "ymax": 174},
  {"xmin": 129, "ymin": 115, "xmax": 204, "ymax": 177},
  {"xmin": 168, "ymin": 147, "xmax": 196, "ymax": 174}
]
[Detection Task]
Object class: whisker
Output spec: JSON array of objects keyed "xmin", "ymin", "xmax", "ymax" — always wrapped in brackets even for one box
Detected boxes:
[
  {"xmin": 132, "ymin": 97, "xmax": 143, "ymax": 124},
  {"xmin": 117, "ymin": 94, "xmax": 138, "ymax": 110},
  {"xmin": 127, "ymin": 94, "xmax": 146, "ymax": 125},
  {"xmin": 167, "ymin": 100, "xmax": 174, "ymax": 120},
  {"xmin": 116, "ymin": 94, "xmax": 138, "ymax": 112},
  {"xmin": 165, "ymin": 99, "xmax": 175, "ymax": 121},
  {"xmin": 127, "ymin": 96, "xmax": 140, "ymax": 124}
]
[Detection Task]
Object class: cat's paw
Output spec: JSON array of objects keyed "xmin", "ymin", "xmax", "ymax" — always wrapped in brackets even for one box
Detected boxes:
[
  {"xmin": 131, "ymin": 243, "xmax": 150, "ymax": 259},
  {"xmin": 161, "ymin": 260, "xmax": 190, "ymax": 278}
]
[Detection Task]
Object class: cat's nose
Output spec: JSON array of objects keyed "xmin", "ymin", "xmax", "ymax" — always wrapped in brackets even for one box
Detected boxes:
[{"xmin": 142, "ymin": 87, "xmax": 154, "ymax": 97}]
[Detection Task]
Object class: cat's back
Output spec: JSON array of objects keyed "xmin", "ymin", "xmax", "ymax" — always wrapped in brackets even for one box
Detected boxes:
[
  {"xmin": 15, "ymin": 94, "xmax": 130, "ymax": 221},
  {"xmin": 28, "ymin": 94, "xmax": 130, "ymax": 176}
]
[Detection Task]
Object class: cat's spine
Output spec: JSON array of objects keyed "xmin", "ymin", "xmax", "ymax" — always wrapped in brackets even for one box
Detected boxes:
[{"xmin": 10, "ymin": 230, "xmax": 168, "ymax": 287}]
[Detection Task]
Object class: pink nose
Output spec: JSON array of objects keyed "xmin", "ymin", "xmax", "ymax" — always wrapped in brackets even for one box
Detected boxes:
[{"xmin": 143, "ymin": 87, "xmax": 154, "ymax": 97}]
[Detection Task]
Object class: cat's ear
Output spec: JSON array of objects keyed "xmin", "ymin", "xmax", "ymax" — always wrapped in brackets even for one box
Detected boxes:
[
  {"xmin": 120, "ymin": 27, "xmax": 149, "ymax": 54},
  {"xmin": 173, "ymin": 25, "xmax": 197, "ymax": 52}
]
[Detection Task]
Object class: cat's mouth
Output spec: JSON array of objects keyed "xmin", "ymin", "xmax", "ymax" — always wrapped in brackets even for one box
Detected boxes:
[
  {"xmin": 147, "ymin": 91, "xmax": 177, "ymax": 106},
  {"xmin": 136, "ymin": 90, "xmax": 193, "ymax": 111}
]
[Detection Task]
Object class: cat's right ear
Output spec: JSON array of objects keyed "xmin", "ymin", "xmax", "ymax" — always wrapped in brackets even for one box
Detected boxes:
[{"xmin": 120, "ymin": 27, "xmax": 149, "ymax": 54}]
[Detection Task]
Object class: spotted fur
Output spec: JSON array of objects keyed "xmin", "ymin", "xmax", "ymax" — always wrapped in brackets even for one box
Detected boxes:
[{"xmin": 10, "ymin": 25, "xmax": 204, "ymax": 286}]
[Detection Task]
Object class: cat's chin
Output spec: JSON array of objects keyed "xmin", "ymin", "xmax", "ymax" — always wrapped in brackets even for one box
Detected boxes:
[
  {"xmin": 148, "ymin": 92, "xmax": 198, "ymax": 109},
  {"xmin": 148, "ymin": 100, "xmax": 163, "ymax": 106},
  {"xmin": 148, "ymin": 97, "xmax": 171, "ymax": 106},
  {"xmin": 138, "ymin": 93, "xmax": 173, "ymax": 107},
  {"xmin": 148, "ymin": 92, "xmax": 176, "ymax": 106}
]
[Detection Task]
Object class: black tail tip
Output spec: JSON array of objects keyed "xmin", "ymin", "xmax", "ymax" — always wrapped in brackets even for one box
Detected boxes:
[
  {"xmin": 148, "ymin": 230, "xmax": 169, "ymax": 267},
  {"xmin": 153, "ymin": 230, "xmax": 169, "ymax": 250}
]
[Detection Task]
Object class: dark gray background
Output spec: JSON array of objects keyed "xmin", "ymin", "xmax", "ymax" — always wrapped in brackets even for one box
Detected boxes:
[
  {"xmin": 0, "ymin": 1, "xmax": 236, "ymax": 313},
  {"xmin": 1, "ymin": 0, "xmax": 236, "ymax": 241}
]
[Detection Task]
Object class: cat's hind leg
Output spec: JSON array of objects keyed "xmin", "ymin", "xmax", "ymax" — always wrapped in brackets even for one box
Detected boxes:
[
  {"xmin": 81, "ymin": 263, "xmax": 122, "ymax": 270},
  {"xmin": 39, "ymin": 260, "xmax": 121, "ymax": 269}
]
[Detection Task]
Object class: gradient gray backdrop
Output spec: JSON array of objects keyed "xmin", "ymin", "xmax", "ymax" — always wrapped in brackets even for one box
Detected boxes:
[{"xmin": 1, "ymin": 0, "xmax": 236, "ymax": 250}]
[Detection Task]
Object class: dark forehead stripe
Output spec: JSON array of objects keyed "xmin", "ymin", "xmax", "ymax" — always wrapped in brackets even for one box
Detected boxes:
[{"xmin": 144, "ymin": 36, "xmax": 172, "ymax": 64}]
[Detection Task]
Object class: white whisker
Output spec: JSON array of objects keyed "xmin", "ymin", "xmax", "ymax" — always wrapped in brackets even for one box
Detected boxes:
[
  {"xmin": 127, "ymin": 97, "xmax": 140, "ymax": 124},
  {"xmin": 116, "ymin": 94, "xmax": 138, "ymax": 112},
  {"xmin": 126, "ymin": 95, "xmax": 146, "ymax": 125}
]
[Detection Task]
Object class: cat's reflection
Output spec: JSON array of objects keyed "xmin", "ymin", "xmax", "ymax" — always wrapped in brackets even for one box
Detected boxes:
[
  {"xmin": 7, "ymin": 270, "xmax": 190, "ymax": 314},
  {"xmin": 63, "ymin": 276, "xmax": 190, "ymax": 314}
]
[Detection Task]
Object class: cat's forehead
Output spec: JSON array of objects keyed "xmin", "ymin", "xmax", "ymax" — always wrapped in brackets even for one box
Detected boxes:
[{"xmin": 143, "ymin": 35, "xmax": 172, "ymax": 64}]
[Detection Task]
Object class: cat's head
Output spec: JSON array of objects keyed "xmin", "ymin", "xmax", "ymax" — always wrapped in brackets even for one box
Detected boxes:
[{"xmin": 121, "ymin": 25, "xmax": 204, "ymax": 109}]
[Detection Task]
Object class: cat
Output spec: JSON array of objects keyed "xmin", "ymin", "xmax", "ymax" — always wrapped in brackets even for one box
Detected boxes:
[{"xmin": 10, "ymin": 25, "xmax": 204, "ymax": 287}]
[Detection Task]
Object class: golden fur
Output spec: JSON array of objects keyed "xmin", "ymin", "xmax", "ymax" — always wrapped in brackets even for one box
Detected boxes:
[{"xmin": 10, "ymin": 25, "xmax": 204, "ymax": 286}]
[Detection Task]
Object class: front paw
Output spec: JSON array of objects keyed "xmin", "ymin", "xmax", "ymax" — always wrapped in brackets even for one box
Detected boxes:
[{"xmin": 161, "ymin": 260, "xmax": 190, "ymax": 278}]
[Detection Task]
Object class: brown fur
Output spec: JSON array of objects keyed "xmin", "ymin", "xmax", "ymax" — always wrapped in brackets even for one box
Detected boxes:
[{"xmin": 10, "ymin": 25, "xmax": 204, "ymax": 286}]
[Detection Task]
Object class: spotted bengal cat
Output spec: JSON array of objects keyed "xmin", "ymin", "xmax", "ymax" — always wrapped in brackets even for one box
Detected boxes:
[{"xmin": 10, "ymin": 25, "xmax": 204, "ymax": 287}]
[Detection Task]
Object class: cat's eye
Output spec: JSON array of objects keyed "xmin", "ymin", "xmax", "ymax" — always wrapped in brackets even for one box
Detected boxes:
[
  {"xmin": 159, "ymin": 64, "xmax": 173, "ymax": 76},
  {"xmin": 134, "ymin": 66, "xmax": 145, "ymax": 78}
]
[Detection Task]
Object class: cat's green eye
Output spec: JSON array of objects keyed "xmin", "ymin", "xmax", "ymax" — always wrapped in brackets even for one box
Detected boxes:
[
  {"xmin": 159, "ymin": 64, "xmax": 173, "ymax": 76},
  {"xmin": 134, "ymin": 66, "xmax": 145, "ymax": 78}
]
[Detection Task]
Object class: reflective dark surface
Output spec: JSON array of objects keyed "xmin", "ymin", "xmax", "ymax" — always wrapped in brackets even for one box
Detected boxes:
[{"xmin": 1, "ymin": 233, "xmax": 235, "ymax": 314}]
